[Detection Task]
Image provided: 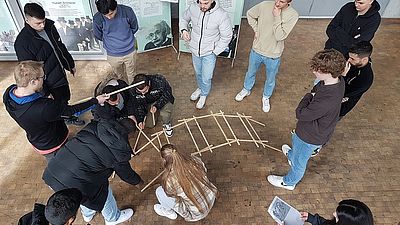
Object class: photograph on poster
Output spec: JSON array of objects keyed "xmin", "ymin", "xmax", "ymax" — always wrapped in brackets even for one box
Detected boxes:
[
  {"xmin": 144, "ymin": 20, "xmax": 172, "ymax": 50},
  {"xmin": 0, "ymin": 1, "xmax": 18, "ymax": 52}
]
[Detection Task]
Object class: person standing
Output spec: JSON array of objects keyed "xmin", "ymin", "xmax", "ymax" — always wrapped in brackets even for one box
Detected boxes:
[
  {"xmin": 325, "ymin": 0, "xmax": 381, "ymax": 57},
  {"xmin": 14, "ymin": 3, "xmax": 84, "ymax": 125},
  {"xmin": 235, "ymin": 0, "xmax": 298, "ymax": 112},
  {"xmin": 94, "ymin": 0, "xmax": 138, "ymax": 83},
  {"xmin": 267, "ymin": 49, "xmax": 347, "ymax": 190},
  {"xmin": 340, "ymin": 41, "xmax": 374, "ymax": 118},
  {"xmin": 3, "ymin": 61, "xmax": 108, "ymax": 162},
  {"xmin": 180, "ymin": 0, "xmax": 232, "ymax": 109}
]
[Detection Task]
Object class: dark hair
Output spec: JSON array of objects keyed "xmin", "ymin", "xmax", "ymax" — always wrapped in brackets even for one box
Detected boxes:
[
  {"xmin": 24, "ymin": 3, "xmax": 45, "ymax": 19},
  {"xmin": 322, "ymin": 199, "xmax": 374, "ymax": 225},
  {"xmin": 96, "ymin": 0, "xmax": 117, "ymax": 15},
  {"xmin": 133, "ymin": 74, "xmax": 149, "ymax": 90},
  {"xmin": 102, "ymin": 85, "xmax": 119, "ymax": 101},
  {"xmin": 349, "ymin": 41, "xmax": 373, "ymax": 58},
  {"xmin": 45, "ymin": 188, "xmax": 82, "ymax": 225},
  {"xmin": 310, "ymin": 49, "xmax": 346, "ymax": 78}
]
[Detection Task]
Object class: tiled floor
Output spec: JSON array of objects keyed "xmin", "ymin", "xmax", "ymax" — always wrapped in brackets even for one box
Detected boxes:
[{"xmin": 0, "ymin": 19, "xmax": 399, "ymax": 225}]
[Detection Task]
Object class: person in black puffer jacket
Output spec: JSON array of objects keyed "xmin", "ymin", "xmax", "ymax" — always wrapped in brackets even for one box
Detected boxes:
[
  {"xmin": 325, "ymin": 0, "xmax": 381, "ymax": 57},
  {"xmin": 15, "ymin": 3, "xmax": 84, "ymax": 125},
  {"xmin": 42, "ymin": 119, "xmax": 143, "ymax": 225}
]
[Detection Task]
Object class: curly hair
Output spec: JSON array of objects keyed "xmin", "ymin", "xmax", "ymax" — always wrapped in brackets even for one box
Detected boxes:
[{"xmin": 310, "ymin": 49, "xmax": 346, "ymax": 78}]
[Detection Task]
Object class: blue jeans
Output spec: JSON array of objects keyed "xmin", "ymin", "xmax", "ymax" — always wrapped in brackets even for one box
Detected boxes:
[
  {"xmin": 192, "ymin": 53, "xmax": 217, "ymax": 96},
  {"xmin": 243, "ymin": 49, "xmax": 281, "ymax": 98},
  {"xmin": 283, "ymin": 133, "xmax": 321, "ymax": 186},
  {"xmin": 80, "ymin": 186, "xmax": 121, "ymax": 222}
]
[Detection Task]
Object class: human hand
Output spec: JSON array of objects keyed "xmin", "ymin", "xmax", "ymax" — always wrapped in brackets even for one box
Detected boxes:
[
  {"xmin": 96, "ymin": 94, "xmax": 110, "ymax": 105},
  {"xmin": 70, "ymin": 67, "xmax": 76, "ymax": 76},
  {"xmin": 150, "ymin": 106, "xmax": 157, "ymax": 114},
  {"xmin": 342, "ymin": 61, "xmax": 351, "ymax": 76},
  {"xmin": 128, "ymin": 115, "xmax": 137, "ymax": 124},
  {"xmin": 300, "ymin": 212, "xmax": 308, "ymax": 221},
  {"xmin": 182, "ymin": 30, "xmax": 191, "ymax": 42},
  {"xmin": 272, "ymin": 6, "xmax": 281, "ymax": 17},
  {"xmin": 138, "ymin": 122, "xmax": 145, "ymax": 130}
]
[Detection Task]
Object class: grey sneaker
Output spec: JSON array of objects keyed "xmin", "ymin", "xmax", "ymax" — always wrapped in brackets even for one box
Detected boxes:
[
  {"xmin": 235, "ymin": 89, "xmax": 251, "ymax": 101},
  {"xmin": 196, "ymin": 96, "xmax": 207, "ymax": 109},
  {"xmin": 154, "ymin": 204, "xmax": 177, "ymax": 220},
  {"xmin": 163, "ymin": 123, "xmax": 173, "ymax": 137},
  {"xmin": 262, "ymin": 97, "xmax": 270, "ymax": 112},
  {"xmin": 190, "ymin": 88, "xmax": 201, "ymax": 101}
]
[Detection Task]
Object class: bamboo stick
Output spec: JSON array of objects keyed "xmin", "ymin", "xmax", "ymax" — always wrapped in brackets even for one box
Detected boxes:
[
  {"xmin": 157, "ymin": 133, "xmax": 162, "ymax": 148},
  {"xmin": 226, "ymin": 139, "xmax": 281, "ymax": 152},
  {"xmin": 132, "ymin": 128, "xmax": 142, "ymax": 154},
  {"xmin": 220, "ymin": 110, "xmax": 240, "ymax": 145},
  {"xmin": 184, "ymin": 119, "xmax": 201, "ymax": 156},
  {"xmin": 248, "ymin": 118, "xmax": 266, "ymax": 126},
  {"xmin": 177, "ymin": 112, "xmax": 221, "ymax": 122},
  {"xmin": 140, "ymin": 169, "xmax": 165, "ymax": 192},
  {"xmin": 152, "ymin": 112, "xmax": 156, "ymax": 127},
  {"xmin": 163, "ymin": 128, "xmax": 170, "ymax": 144},
  {"xmin": 242, "ymin": 113, "xmax": 266, "ymax": 148},
  {"xmin": 210, "ymin": 110, "xmax": 231, "ymax": 146},
  {"xmin": 237, "ymin": 113, "xmax": 259, "ymax": 147},
  {"xmin": 191, "ymin": 141, "xmax": 235, "ymax": 156},
  {"xmin": 135, "ymin": 132, "xmax": 162, "ymax": 154},
  {"xmin": 193, "ymin": 116, "xmax": 212, "ymax": 153}
]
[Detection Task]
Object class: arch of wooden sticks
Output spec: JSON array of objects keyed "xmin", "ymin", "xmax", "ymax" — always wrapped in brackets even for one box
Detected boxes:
[{"xmin": 131, "ymin": 110, "xmax": 282, "ymax": 192}]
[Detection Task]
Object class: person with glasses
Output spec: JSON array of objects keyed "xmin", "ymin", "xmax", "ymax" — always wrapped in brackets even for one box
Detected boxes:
[
  {"xmin": 14, "ymin": 3, "xmax": 85, "ymax": 126},
  {"xmin": 325, "ymin": 0, "xmax": 381, "ymax": 57},
  {"xmin": 3, "ymin": 61, "xmax": 108, "ymax": 162}
]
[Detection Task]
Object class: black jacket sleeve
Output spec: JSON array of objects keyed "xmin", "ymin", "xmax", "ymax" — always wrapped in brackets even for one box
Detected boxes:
[
  {"xmin": 44, "ymin": 98, "xmax": 98, "ymax": 122},
  {"xmin": 153, "ymin": 75, "xmax": 174, "ymax": 110},
  {"xmin": 306, "ymin": 213, "xmax": 327, "ymax": 225},
  {"xmin": 113, "ymin": 161, "xmax": 142, "ymax": 185},
  {"xmin": 326, "ymin": 6, "xmax": 353, "ymax": 49}
]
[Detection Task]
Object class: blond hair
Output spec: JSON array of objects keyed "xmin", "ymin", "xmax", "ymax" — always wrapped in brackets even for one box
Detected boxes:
[
  {"xmin": 14, "ymin": 61, "xmax": 44, "ymax": 87},
  {"xmin": 160, "ymin": 144, "xmax": 217, "ymax": 213}
]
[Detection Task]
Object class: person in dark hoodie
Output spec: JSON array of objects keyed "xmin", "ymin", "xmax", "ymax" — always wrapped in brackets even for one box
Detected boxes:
[
  {"xmin": 42, "ymin": 118, "xmax": 143, "ymax": 224},
  {"xmin": 325, "ymin": 0, "xmax": 381, "ymax": 57},
  {"xmin": 18, "ymin": 188, "xmax": 82, "ymax": 225},
  {"xmin": 92, "ymin": 77, "xmax": 138, "ymax": 134},
  {"xmin": 267, "ymin": 49, "xmax": 348, "ymax": 191},
  {"xmin": 14, "ymin": 3, "xmax": 84, "ymax": 125},
  {"xmin": 3, "ymin": 61, "xmax": 108, "ymax": 161},
  {"xmin": 340, "ymin": 41, "xmax": 374, "ymax": 118},
  {"xmin": 131, "ymin": 73, "xmax": 175, "ymax": 137}
]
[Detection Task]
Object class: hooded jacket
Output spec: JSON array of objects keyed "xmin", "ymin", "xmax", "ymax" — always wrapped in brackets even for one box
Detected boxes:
[
  {"xmin": 18, "ymin": 204, "xmax": 48, "ymax": 225},
  {"xmin": 131, "ymin": 74, "xmax": 174, "ymax": 123},
  {"xmin": 3, "ymin": 84, "xmax": 97, "ymax": 153},
  {"xmin": 325, "ymin": 1, "xmax": 381, "ymax": 56},
  {"xmin": 180, "ymin": 1, "xmax": 233, "ymax": 57},
  {"xmin": 42, "ymin": 120, "xmax": 142, "ymax": 211},
  {"xmin": 15, "ymin": 19, "xmax": 75, "ymax": 89}
]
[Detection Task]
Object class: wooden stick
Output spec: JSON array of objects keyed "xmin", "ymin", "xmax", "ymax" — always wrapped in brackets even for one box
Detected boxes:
[
  {"xmin": 177, "ymin": 112, "xmax": 221, "ymax": 122},
  {"xmin": 220, "ymin": 110, "xmax": 240, "ymax": 145},
  {"xmin": 191, "ymin": 141, "xmax": 235, "ymax": 156},
  {"xmin": 156, "ymin": 133, "xmax": 162, "ymax": 148},
  {"xmin": 237, "ymin": 113, "xmax": 259, "ymax": 147},
  {"xmin": 140, "ymin": 129, "xmax": 160, "ymax": 152},
  {"xmin": 210, "ymin": 110, "xmax": 231, "ymax": 146},
  {"xmin": 135, "ymin": 132, "xmax": 162, "ymax": 154},
  {"xmin": 193, "ymin": 116, "xmax": 212, "ymax": 153},
  {"xmin": 141, "ymin": 169, "xmax": 165, "ymax": 192},
  {"xmin": 176, "ymin": 113, "xmax": 255, "ymax": 123},
  {"xmin": 242, "ymin": 113, "xmax": 266, "ymax": 148},
  {"xmin": 132, "ymin": 128, "xmax": 142, "ymax": 153},
  {"xmin": 72, "ymin": 81, "xmax": 145, "ymax": 104},
  {"xmin": 163, "ymin": 128, "xmax": 170, "ymax": 144},
  {"xmin": 248, "ymin": 118, "xmax": 266, "ymax": 126},
  {"xmin": 152, "ymin": 112, "xmax": 156, "ymax": 127},
  {"xmin": 184, "ymin": 119, "xmax": 201, "ymax": 156},
  {"xmin": 226, "ymin": 139, "xmax": 281, "ymax": 152}
]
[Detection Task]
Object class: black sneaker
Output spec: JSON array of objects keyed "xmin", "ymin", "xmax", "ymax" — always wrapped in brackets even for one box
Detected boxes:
[
  {"xmin": 64, "ymin": 116, "xmax": 85, "ymax": 126},
  {"xmin": 163, "ymin": 123, "xmax": 173, "ymax": 137}
]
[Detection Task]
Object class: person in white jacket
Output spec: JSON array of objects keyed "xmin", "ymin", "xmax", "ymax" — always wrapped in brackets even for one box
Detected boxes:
[{"xmin": 180, "ymin": 0, "xmax": 232, "ymax": 109}]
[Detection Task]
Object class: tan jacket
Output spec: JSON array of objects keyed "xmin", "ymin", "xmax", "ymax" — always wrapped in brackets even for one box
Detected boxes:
[{"xmin": 247, "ymin": 1, "xmax": 298, "ymax": 58}]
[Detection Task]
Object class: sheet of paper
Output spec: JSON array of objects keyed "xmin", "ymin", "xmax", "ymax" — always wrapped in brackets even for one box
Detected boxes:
[{"xmin": 268, "ymin": 196, "xmax": 304, "ymax": 225}]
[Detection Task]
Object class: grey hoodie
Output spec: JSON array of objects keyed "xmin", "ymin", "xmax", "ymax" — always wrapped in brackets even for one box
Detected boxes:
[{"xmin": 180, "ymin": 1, "xmax": 232, "ymax": 57}]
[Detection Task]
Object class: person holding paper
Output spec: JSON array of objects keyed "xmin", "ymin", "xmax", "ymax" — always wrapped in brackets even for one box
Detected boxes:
[
  {"xmin": 235, "ymin": 0, "xmax": 299, "ymax": 113},
  {"xmin": 180, "ymin": 0, "xmax": 232, "ymax": 109},
  {"xmin": 153, "ymin": 144, "xmax": 217, "ymax": 221}
]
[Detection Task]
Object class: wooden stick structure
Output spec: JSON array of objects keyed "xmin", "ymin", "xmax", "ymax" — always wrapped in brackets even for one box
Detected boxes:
[
  {"xmin": 193, "ymin": 116, "xmax": 212, "ymax": 153},
  {"xmin": 135, "ymin": 133, "xmax": 163, "ymax": 155},
  {"xmin": 242, "ymin": 113, "xmax": 266, "ymax": 148},
  {"xmin": 132, "ymin": 129, "xmax": 142, "ymax": 153},
  {"xmin": 237, "ymin": 112, "xmax": 259, "ymax": 147},
  {"xmin": 140, "ymin": 169, "xmax": 165, "ymax": 192},
  {"xmin": 72, "ymin": 80, "xmax": 145, "ymax": 105},
  {"xmin": 163, "ymin": 128, "xmax": 171, "ymax": 144},
  {"xmin": 220, "ymin": 110, "xmax": 240, "ymax": 145},
  {"xmin": 184, "ymin": 119, "xmax": 201, "ymax": 156},
  {"xmin": 156, "ymin": 134, "xmax": 162, "ymax": 148},
  {"xmin": 210, "ymin": 110, "xmax": 231, "ymax": 146}
]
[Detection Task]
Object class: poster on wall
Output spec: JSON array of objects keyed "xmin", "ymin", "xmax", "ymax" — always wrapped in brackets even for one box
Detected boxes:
[
  {"xmin": 18, "ymin": 0, "xmax": 101, "ymax": 52},
  {"xmin": 0, "ymin": 1, "xmax": 19, "ymax": 53},
  {"xmin": 178, "ymin": 0, "xmax": 244, "ymax": 59},
  {"xmin": 119, "ymin": 0, "xmax": 173, "ymax": 53}
]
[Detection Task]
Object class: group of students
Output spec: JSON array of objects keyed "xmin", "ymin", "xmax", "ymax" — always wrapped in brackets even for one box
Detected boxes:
[{"xmin": 2, "ymin": 0, "xmax": 383, "ymax": 224}]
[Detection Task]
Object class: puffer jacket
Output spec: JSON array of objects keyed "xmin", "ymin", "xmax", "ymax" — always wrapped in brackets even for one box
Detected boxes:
[
  {"xmin": 15, "ymin": 19, "xmax": 75, "ymax": 89},
  {"xmin": 180, "ymin": 1, "xmax": 232, "ymax": 57}
]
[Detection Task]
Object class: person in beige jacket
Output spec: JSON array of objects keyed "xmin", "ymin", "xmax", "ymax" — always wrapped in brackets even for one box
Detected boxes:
[{"xmin": 235, "ymin": 0, "xmax": 298, "ymax": 112}]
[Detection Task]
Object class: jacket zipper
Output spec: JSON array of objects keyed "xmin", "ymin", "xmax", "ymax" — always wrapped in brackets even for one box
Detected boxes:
[
  {"xmin": 49, "ymin": 26, "xmax": 72, "ymax": 71},
  {"xmin": 198, "ymin": 12, "xmax": 206, "ymax": 56}
]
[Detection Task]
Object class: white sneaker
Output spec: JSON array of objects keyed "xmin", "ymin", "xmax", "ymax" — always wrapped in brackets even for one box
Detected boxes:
[
  {"xmin": 196, "ymin": 96, "xmax": 207, "ymax": 109},
  {"xmin": 281, "ymin": 144, "xmax": 292, "ymax": 166},
  {"xmin": 154, "ymin": 204, "xmax": 177, "ymax": 220},
  {"xmin": 105, "ymin": 208, "xmax": 134, "ymax": 225},
  {"xmin": 163, "ymin": 123, "xmax": 173, "ymax": 137},
  {"xmin": 267, "ymin": 175, "xmax": 295, "ymax": 191},
  {"xmin": 83, "ymin": 214, "xmax": 95, "ymax": 223},
  {"xmin": 235, "ymin": 89, "xmax": 251, "ymax": 102},
  {"xmin": 262, "ymin": 97, "xmax": 270, "ymax": 112},
  {"xmin": 190, "ymin": 88, "xmax": 201, "ymax": 101},
  {"xmin": 311, "ymin": 147, "xmax": 321, "ymax": 157}
]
